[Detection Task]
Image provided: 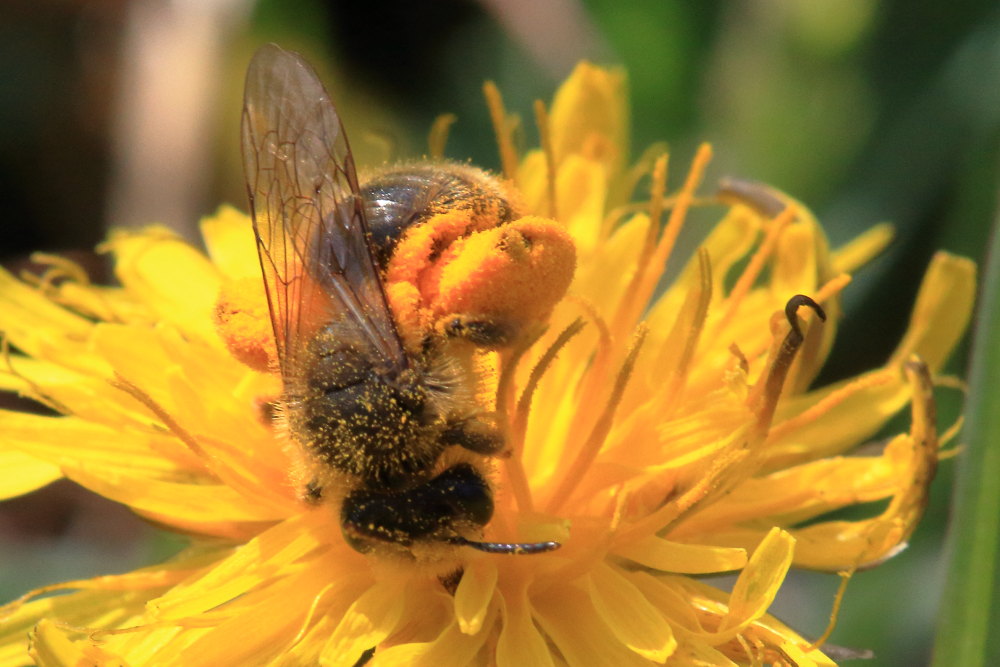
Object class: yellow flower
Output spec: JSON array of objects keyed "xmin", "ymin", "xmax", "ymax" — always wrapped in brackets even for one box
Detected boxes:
[{"xmin": 0, "ymin": 62, "xmax": 975, "ymax": 666}]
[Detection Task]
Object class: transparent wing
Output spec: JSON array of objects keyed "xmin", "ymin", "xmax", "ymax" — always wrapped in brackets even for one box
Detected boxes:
[{"xmin": 240, "ymin": 44, "xmax": 407, "ymax": 378}]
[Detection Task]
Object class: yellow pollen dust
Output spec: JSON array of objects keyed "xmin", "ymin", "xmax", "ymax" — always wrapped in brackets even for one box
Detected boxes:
[{"xmin": 214, "ymin": 276, "xmax": 276, "ymax": 372}]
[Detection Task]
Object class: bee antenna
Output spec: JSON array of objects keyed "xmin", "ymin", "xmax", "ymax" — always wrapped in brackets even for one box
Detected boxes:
[{"xmin": 450, "ymin": 536, "xmax": 561, "ymax": 555}]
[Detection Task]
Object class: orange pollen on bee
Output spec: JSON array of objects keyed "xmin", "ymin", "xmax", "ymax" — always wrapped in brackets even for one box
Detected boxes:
[
  {"xmin": 385, "ymin": 211, "xmax": 576, "ymax": 347},
  {"xmin": 214, "ymin": 277, "xmax": 277, "ymax": 372}
]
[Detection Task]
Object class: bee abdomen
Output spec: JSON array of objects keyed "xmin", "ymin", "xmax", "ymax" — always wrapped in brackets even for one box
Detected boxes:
[{"xmin": 361, "ymin": 164, "xmax": 517, "ymax": 267}]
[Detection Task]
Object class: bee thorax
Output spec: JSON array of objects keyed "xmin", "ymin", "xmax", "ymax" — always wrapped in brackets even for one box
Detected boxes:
[{"xmin": 291, "ymin": 336, "xmax": 444, "ymax": 490}]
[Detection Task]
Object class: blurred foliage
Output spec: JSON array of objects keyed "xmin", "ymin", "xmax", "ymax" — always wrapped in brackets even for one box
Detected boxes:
[{"xmin": 1, "ymin": 0, "xmax": 998, "ymax": 664}]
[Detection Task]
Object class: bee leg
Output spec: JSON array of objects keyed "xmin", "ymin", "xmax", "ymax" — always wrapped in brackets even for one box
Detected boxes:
[
  {"xmin": 441, "ymin": 420, "xmax": 505, "ymax": 455},
  {"xmin": 442, "ymin": 315, "xmax": 511, "ymax": 348},
  {"xmin": 303, "ymin": 479, "xmax": 324, "ymax": 504}
]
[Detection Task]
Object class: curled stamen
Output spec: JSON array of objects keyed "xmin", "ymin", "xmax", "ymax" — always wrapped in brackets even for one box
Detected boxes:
[
  {"xmin": 785, "ymin": 294, "xmax": 827, "ymax": 343},
  {"xmin": 747, "ymin": 294, "xmax": 826, "ymax": 438}
]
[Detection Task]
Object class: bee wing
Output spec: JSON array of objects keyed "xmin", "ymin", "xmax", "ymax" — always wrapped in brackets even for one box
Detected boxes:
[{"xmin": 240, "ymin": 44, "xmax": 407, "ymax": 377}]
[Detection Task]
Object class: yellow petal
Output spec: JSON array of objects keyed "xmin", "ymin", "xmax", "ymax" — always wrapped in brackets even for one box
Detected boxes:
[
  {"xmin": 718, "ymin": 528, "xmax": 794, "ymax": 634},
  {"xmin": 891, "ymin": 251, "xmax": 976, "ymax": 371},
  {"xmin": 0, "ymin": 411, "xmax": 183, "ymax": 474},
  {"xmin": 533, "ymin": 582, "xmax": 653, "ymax": 666},
  {"xmin": 831, "ymin": 222, "xmax": 894, "ymax": 274},
  {"xmin": 0, "ymin": 448, "xmax": 61, "ymax": 499},
  {"xmin": 453, "ymin": 559, "xmax": 497, "ymax": 635},
  {"xmin": 29, "ymin": 619, "xmax": 129, "ymax": 667},
  {"xmin": 611, "ymin": 535, "xmax": 747, "ymax": 574},
  {"xmin": 689, "ymin": 450, "xmax": 904, "ymax": 529},
  {"xmin": 665, "ymin": 639, "xmax": 739, "ymax": 667},
  {"xmin": 587, "ymin": 563, "xmax": 677, "ymax": 662},
  {"xmin": 375, "ymin": 613, "xmax": 493, "ymax": 667},
  {"xmin": 762, "ymin": 368, "xmax": 911, "ymax": 466},
  {"xmin": 172, "ymin": 557, "xmax": 343, "ymax": 667},
  {"xmin": 624, "ymin": 572, "xmax": 704, "ymax": 635},
  {"xmin": 267, "ymin": 573, "xmax": 375, "ymax": 667},
  {"xmin": 1, "ymin": 588, "xmax": 156, "ymax": 666},
  {"xmin": 68, "ymin": 466, "xmax": 286, "ymax": 525},
  {"xmin": 321, "ymin": 580, "xmax": 405, "ymax": 666},
  {"xmin": 106, "ymin": 227, "xmax": 223, "ymax": 345},
  {"xmin": 549, "ymin": 62, "xmax": 628, "ymax": 172},
  {"xmin": 572, "ymin": 213, "xmax": 649, "ymax": 319},
  {"xmin": 149, "ymin": 513, "xmax": 326, "ymax": 619},
  {"xmin": 199, "ymin": 205, "xmax": 259, "ymax": 280},
  {"xmin": 557, "ymin": 154, "xmax": 610, "ymax": 254},
  {"xmin": 651, "ymin": 205, "xmax": 759, "ymax": 325},
  {"xmin": 496, "ymin": 587, "xmax": 554, "ymax": 667},
  {"xmin": 0, "ymin": 267, "xmax": 95, "ymax": 361}
]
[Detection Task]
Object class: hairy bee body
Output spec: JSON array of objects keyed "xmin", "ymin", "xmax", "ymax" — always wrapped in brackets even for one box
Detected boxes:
[
  {"xmin": 241, "ymin": 44, "xmax": 566, "ymax": 560},
  {"xmin": 292, "ymin": 325, "xmax": 445, "ymax": 491}
]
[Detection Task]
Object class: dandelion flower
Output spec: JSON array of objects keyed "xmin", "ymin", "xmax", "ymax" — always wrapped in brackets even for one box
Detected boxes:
[{"xmin": 0, "ymin": 57, "xmax": 975, "ymax": 666}]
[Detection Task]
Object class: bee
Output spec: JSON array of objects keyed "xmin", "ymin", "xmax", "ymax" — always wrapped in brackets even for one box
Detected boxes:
[{"xmin": 240, "ymin": 44, "xmax": 565, "ymax": 559}]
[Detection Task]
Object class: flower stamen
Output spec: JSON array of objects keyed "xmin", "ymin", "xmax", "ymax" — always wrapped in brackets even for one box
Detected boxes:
[
  {"xmin": 22, "ymin": 253, "xmax": 90, "ymax": 289},
  {"xmin": 747, "ymin": 295, "xmax": 827, "ymax": 431},
  {"xmin": 808, "ymin": 567, "xmax": 854, "ymax": 653},
  {"xmin": 513, "ymin": 318, "xmax": 586, "ymax": 446},
  {"xmin": 483, "ymin": 81, "xmax": 519, "ymax": 180},
  {"xmin": 620, "ymin": 141, "xmax": 670, "ymax": 211},
  {"xmin": 497, "ymin": 331, "xmax": 545, "ymax": 513},
  {"xmin": 613, "ymin": 144, "xmax": 712, "ymax": 342},
  {"xmin": 625, "ymin": 295, "xmax": 828, "ymax": 539},
  {"xmin": 547, "ymin": 324, "xmax": 647, "ymax": 513},
  {"xmin": 654, "ymin": 248, "xmax": 713, "ymax": 414},
  {"xmin": 712, "ymin": 205, "xmax": 796, "ymax": 342},
  {"xmin": 0, "ymin": 335, "xmax": 68, "ymax": 414},
  {"xmin": 427, "ymin": 113, "xmax": 457, "ymax": 160},
  {"xmin": 563, "ymin": 296, "xmax": 614, "ymax": 450},
  {"xmin": 644, "ymin": 153, "xmax": 670, "ymax": 260},
  {"xmin": 533, "ymin": 99, "xmax": 558, "ymax": 220}
]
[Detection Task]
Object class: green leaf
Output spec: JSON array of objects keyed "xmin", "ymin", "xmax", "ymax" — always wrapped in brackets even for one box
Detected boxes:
[{"xmin": 932, "ymin": 214, "xmax": 1000, "ymax": 666}]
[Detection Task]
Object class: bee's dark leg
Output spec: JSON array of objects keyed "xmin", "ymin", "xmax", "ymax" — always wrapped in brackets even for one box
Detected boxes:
[
  {"xmin": 442, "ymin": 316, "xmax": 511, "ymax": 348},
  {"xmin": 351, "ymin": 647, "xmax": 375, "ymax": 667},
  {"xmin": 303, "ymin": 479, "xmax": 324, "ymax": 504},
  {"xmin": 440, "ymin": 420, "xmax": 505, "ymax": 455}
]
